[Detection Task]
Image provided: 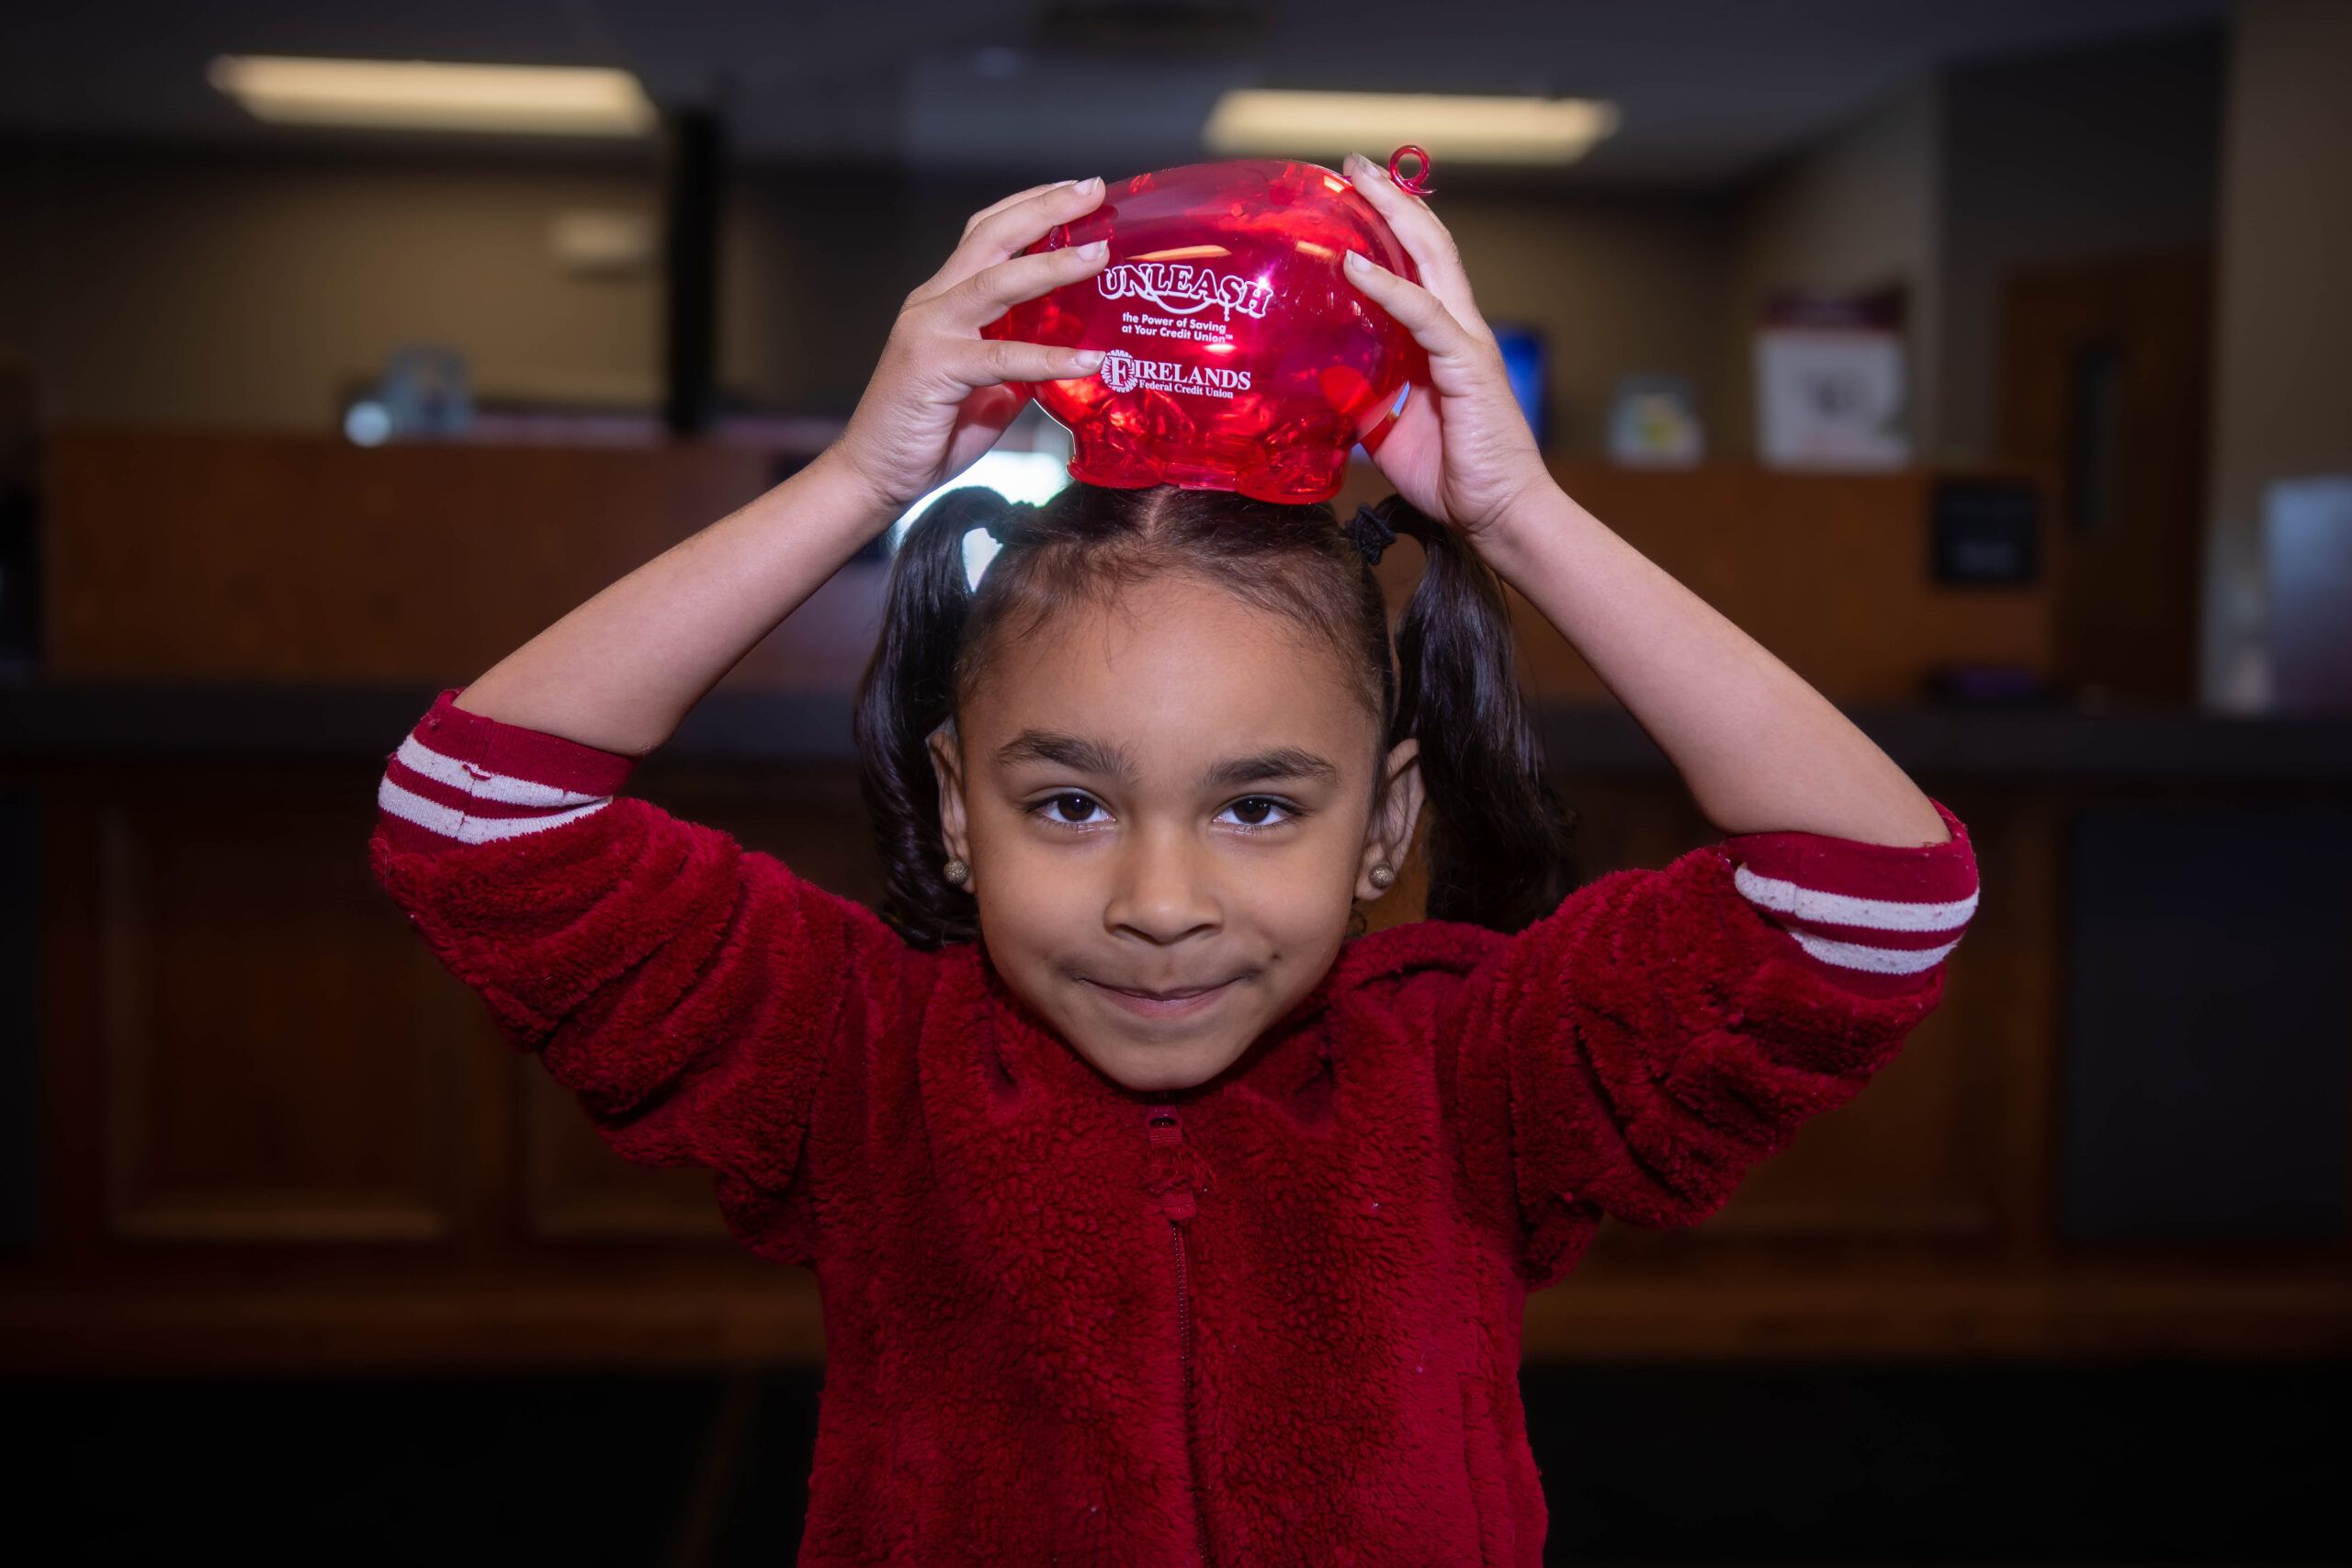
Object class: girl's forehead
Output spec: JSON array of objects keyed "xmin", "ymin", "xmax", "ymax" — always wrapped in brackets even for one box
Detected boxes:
[{"xmin": 969, "ymin": 579, "xmax": 1375, "ymax": 764}]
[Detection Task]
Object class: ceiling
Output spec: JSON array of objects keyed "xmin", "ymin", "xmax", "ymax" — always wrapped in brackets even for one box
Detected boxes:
[{"xmin": 0, "ymin": 0, "xmax": 2224, "ymax": 188}]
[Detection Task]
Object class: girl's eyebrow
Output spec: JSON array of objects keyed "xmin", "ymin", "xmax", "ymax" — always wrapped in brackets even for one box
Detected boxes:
[
  {"xmin": 995, "ymin": 730, "xmax": 1134, "ymax": 778},
  {"xmin": 993, "ymin": 728, "xmax": 1340, "ymax": 789},
  {"xmin": 1204, "ymin": 747, "xmax": 1342, "ymax": 788}
]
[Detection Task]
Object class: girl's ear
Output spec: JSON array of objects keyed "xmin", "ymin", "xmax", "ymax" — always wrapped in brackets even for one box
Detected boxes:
[
  {"xmin": 927, "ymin": 719, "xmax": 974, "ymax": 881},
  {"xmin": 1357, "ymin": 736, "xmax": 1425, "ymax": 902}
]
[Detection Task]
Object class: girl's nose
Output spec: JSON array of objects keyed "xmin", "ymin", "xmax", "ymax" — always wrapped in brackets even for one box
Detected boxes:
[{"xmin": 1103, "ymin": 827, "xmax": 1222, "ymax": 943}]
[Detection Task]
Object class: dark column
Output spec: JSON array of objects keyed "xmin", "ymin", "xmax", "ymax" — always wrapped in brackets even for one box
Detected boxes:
[{"xmin": 662, "ymin": 108, "xmax": 725, "ymax": 436}]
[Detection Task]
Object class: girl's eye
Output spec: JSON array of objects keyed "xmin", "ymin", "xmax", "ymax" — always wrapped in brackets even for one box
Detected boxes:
[
  {"xmin": 1035, "ymin": 792, "xmax": 1106, "ymax": 826},
  {"xmin": 1218, "ymin": 796, "xmax": 1299, "ymax": 830},
  {"xmin": 1021, "ymin": 799, "xmax": 1298, "ymax": 831}
]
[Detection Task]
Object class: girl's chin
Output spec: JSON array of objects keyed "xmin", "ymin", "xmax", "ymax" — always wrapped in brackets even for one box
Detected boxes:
[{"xmin": 1078, "ymin": 1037, "xmax": 1240, "ymax": 1095}]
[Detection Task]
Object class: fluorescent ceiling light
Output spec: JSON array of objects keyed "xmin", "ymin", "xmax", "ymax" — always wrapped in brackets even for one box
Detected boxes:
[
  {"xmin": 1204, "ymin": 90, "xmax": 1617, "ymax": 166},
  {"xmin": 209, "ymin": 55, "xmax": 657, "ymax": 136}
]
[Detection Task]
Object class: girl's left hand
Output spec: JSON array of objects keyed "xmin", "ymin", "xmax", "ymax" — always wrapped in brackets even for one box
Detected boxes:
[{"xmin": 1340, "ymin": 152, "xmax": 1555, "ymax": 548}]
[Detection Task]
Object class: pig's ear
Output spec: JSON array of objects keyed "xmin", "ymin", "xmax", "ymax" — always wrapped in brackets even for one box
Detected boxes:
[{"xmin": 1356, "ymin": 380, "xmax": 1420, "ymax": 458}]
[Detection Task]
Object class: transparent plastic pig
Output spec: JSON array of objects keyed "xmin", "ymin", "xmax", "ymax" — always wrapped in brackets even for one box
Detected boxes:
[{"xmin": 980, "ymin": 146, "xmax": 1436, "ymax": 503}]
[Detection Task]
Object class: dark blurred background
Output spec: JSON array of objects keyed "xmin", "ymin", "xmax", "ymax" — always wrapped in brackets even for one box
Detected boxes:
[{"xmin": 2, "ymin": 2, "xmax": 2346, "ymax": 1563}]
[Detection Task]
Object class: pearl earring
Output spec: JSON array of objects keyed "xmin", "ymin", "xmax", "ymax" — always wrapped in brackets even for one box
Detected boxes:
[
  {"xmin": 1368, "ymin": 863, "xmax": 1395, "ymax": 890},
  {"xmin": 943, "ymin": 858, "xmax": 969, "ymax": 886}
]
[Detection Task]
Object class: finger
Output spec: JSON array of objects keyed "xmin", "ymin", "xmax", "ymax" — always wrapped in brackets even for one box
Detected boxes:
[
  {"xmin": 963, "ymin": 177, "xmax": 1083, "ymax": 238},
  {"xmin": 922, "ymin": 177, "xmax": 1107, "ymax": 302},
  {"xmin": 934, "ymin": 239, "xmax": 1110, "ymax": 329},
  {"xmin": 1342, "ymin": 153, "xmax": 1489, "ymax": 340},
  {"xmin": 1341, "ymin": 252, "xmax": 1487, "ymax": 365},
  {"xmin": 946, "ymin": 337, "xmax": 1107, "ymax": 390}
]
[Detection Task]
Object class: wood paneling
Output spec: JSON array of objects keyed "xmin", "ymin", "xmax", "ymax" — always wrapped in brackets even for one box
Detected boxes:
[
  {"xmin": 44, "ymin": 431, "xmax": 2058, "ymax": 706},
  {"xmin": 1490, "ymin": 465, "xmax": 2060, "ymax": 707},
  {"xmin": 6, "ymin": 745, "xmax": 2346, "ymax": 1371},
  {"xmin": 93, "ymin": 773, "xmax": 483, "ymax": 1244},
  {"xmin": 42, "ymin": 430, "xmax": 878, "ymax": 693},
  {"xmin": 9, "ymin": 430, "xmax": 2341, "ymax": 1371}
]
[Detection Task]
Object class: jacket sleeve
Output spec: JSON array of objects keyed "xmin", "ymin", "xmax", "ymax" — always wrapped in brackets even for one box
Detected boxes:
[
  {"xmin": 1442, "ymin": 796, "xmax": 1979, "ymax": 1285},
  {"xmin": 368, "ymin": 687, "xmax": 912, "ymax": 1267}
]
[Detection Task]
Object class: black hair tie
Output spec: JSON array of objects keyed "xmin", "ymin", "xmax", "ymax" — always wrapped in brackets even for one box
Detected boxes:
[
  {"xmin": 1346, "ymin": 503, "xmax": 1396, "ymax": 566},
  {"xmin": 983, "ymin": 498, "xmax": 1037, "ymax": 544}
]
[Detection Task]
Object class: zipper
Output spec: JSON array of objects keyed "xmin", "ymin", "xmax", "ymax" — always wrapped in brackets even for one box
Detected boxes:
[{"xmin": 1145, "ymin": 1101, "xmax": 1213, "ymax": 1567}]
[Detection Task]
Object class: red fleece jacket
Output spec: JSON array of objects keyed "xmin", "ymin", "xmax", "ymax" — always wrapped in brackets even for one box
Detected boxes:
[{"xmin": 371, "ymin": 689, "xmax": 1979, "ymax": 1567}]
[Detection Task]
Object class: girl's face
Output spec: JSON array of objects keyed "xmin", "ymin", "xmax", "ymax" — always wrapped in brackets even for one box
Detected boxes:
[{"xmin": 929, "ymin": 571, "xmax": 1424, "ymax": 1095}]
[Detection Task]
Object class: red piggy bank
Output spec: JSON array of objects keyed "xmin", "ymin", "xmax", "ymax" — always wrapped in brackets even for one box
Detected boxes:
[{"xmin": 980, "ymin": 148, "xmax": 1435, "ymax": 504}]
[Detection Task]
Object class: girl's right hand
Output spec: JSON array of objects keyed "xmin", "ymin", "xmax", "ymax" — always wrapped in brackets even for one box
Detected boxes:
[{"xmin": 820, "ymin": 176, "xmax": 1113, "ymax": 516}]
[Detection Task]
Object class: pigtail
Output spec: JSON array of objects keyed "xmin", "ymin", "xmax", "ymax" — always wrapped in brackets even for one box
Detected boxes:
[
  {"xmin": 1377, "ymin": 496, "xmax": 1581, "ymax": 933},
  {"xmin": 852, "ymin": 485, "xmax": 1013, "ymax": 949}
]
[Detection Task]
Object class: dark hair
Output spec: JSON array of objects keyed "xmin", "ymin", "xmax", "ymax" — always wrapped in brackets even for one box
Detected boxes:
[{"xmin": 852, "ymin": 482, "xmax": 1579, "ymax": 950}]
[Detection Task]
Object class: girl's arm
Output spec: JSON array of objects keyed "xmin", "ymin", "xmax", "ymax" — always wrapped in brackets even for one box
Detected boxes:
[
  {"xmin": 372, "ymin": 178, "xmax": 1116, "ymax": 1264},
  {"xmin": 1439, "ymin": 807, "xmax": 1976, "ymax": 1284},
  {"xmin": 1480, "ymin": 488, "xmax": 1950, "ymax": 848},
  {"xmin": 1340, "ymin": 155, "xmax": 1974, "ymax": 1272},
  {"xmin": 448, "ymin": 454, "xmax": 896, "ymax": 755},
  {"xmin": 451, "ymin": 174, "xmax": 1113, "ymax": 756},
  {"xmin": 372, "ymin": 693, "xmax": 913, "ymax": 1269},
  {"xmin": 1335, "ymin": 149, "xmax": 1941, "ymax": 849}
]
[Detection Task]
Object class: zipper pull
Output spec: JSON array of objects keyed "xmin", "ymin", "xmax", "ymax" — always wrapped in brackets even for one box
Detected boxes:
[{"xmin": 1142, "ymin": 1102, "xmax": 1206, "ymax": 1221}]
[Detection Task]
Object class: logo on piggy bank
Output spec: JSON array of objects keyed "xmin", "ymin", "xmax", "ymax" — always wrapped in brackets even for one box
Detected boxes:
[
  {"xmin": 981, "ymin": 153, "xmax": 1431, "ymax": 501},
  {"xmin": 1096, "ymin": 349, "xmax": 1252, "ymax": 400},
  {"xmin": 1098, "ymin": 261, "xmax": 1275, "ymax": 323}
]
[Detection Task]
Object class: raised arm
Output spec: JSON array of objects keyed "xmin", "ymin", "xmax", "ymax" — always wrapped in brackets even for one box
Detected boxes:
[
  {"xmin": 1442, "ymin": 805, "xmax": 1978, "ymax": 1285},
  {"xmin": 448, "ymin": 454, "xmax": 896, "ymax": 752},
  {"xmin": 372, "ymin": 692, "xmax": 925, "ymax": 1268},
  {"xmin": 1337, "ymin": 153, "xmax": 1975, "ymax": 1282},
  {"xmin": 1477, "ymin": 486, "xmax": 1948, "ymax": 847},
  {"xmin": 1339, "ymin": 147, "xmax": 1944, "ymax": 850},
  {"xmin": 450, "ymin": 172, "xmax": 1116, "ymax": 754},
  {"xmin": 371, "ymin": 175, "xmax": 1117, "ymax": 1262}
]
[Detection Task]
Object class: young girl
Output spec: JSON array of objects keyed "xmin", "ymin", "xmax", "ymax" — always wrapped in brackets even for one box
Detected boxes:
[{"xmin": 371, "ymin": 155, "xmax": 1977, "ymax": 1566}]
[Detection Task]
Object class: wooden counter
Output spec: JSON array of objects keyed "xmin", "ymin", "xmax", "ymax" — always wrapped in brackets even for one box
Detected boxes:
[
  {"xmin": 4, "ymin": 685, "xmax": 2347, "ymax": 1371},
  {"xmin": 4, "ymin": 430, "xmax": 2342, "ymax": 1371},
  {"xmin": 38, "ymin": 427, "xmax": 2059, "ymax": 705}
]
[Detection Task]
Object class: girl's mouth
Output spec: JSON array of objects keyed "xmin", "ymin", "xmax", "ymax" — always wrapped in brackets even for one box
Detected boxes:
[{"xmin": 1088, "ymin": 976, "xmax": 1241, "ymax": 1018}]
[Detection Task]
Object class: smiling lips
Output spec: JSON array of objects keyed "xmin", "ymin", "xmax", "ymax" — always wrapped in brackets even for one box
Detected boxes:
[
  {"xmin": 1088, "ymin": 975, "xmax": 1247, "ymax": 1019},
  {"xmin": 1104, "ymin": 979, "xmax": 1232, "ymax": 1000}
]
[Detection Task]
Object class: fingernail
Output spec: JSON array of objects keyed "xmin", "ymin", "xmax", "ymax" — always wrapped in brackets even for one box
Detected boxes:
[
  {"xmin": 1080, "ymin": 239, "xmax": 1108, "ymax": 259},
  {"xmin": 1344, "ymin": 250, "xmax": 1371, "ymax": 270},
  {"xmin": 1075, "ymin": 349, "xmax": 1105, "ymax": 368},
  {"xmin": 1077, "ymin": 175, "xmax": 1103, "ymax": 193}
]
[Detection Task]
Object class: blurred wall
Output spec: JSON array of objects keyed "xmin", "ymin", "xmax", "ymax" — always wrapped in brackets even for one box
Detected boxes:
[
  {"xmin": 1430, "ymin": 191, "xmax": 1738, "ymax": 459},
  {"xmin": 2205, "ymin": 0, "xmax": 2352, "ymax": 707},
  {"xmin": 1937, "ymin": 27, "xmax": 2224, "ymax": 465},
  {"xmin": 729, "ymin": 173, "xmax": 1744, "ymax": 452},
  {"xmin": 0, "ymin": 139, "xmax": 1739, "ymax": 457},
  {"xmin": 0, "ymin": 142, "xmax": 666, "ymax": 424},
  {"xmin": 1720, "ymin": 83, "xmax": 1944, "ymax": 459},
  {"xmin": 1720, "ymin": 28, "xmax": 2226, "ymax": 469}
]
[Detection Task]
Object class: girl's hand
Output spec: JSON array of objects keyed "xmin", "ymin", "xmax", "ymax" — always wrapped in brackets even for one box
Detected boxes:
[
  {"xmin": 1339, "ymin": 152, "xmax": 1555, "ymax": 547},
  {"xmin": 821, "ymin": 177, "xmax": 1114, "ymax": 514}
]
